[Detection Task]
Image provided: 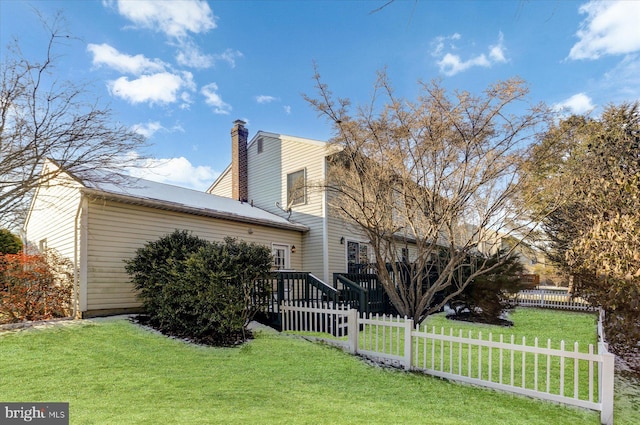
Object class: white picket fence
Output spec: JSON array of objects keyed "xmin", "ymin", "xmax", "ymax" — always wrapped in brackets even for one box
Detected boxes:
[
  {"xmin": 512, "ymin": 289, "xmax": 593, "ymax": 311},
  {"xmin": 280, "ymin": 301, "xmax": 614, "ymax": 425}
]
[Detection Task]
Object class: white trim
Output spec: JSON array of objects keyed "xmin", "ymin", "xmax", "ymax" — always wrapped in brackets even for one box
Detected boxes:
[
  {"xmin": 79, "ymin": 197, "xmax": 89, "ymax": 313},
  {"xmin": 72, "ymin": 193, "xmax": 89, "ymax": 315},
  {"xmin": 248, "ymin": 130, "xmax": 327, "ymax": 148},
  {"xmin": 345, "ymin": 238, "xmax": 371, "ymax": 271},
  {"xmin": 271, "ymin": 243, "xmax": 291, "ymax": 270},
  {"xmin": 322, "ymin": 158, "xmax": 329, "ymax": 282},
  {"xmin": 286, "ymin": 168, "xmax": 307, "ymax": 207}
]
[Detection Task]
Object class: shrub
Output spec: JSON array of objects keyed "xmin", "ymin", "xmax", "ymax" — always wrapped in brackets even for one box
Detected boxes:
[
  {"xmin": 125, "ymin": 231, "xmax": 272, "ymax": 346},
  {"xmin": 0, "ymin": 250, "xmax": 73, "ymax": 323},
  {"xmin": 448, "ymin": 251, "xmax": 526, "ymax": 326},
  {"xmin": 124, "ymin": 229, "xmax": 209, "ymax": 326},
  {"xmin": 0, "ymin": 229, "xmax": 23, "ymax": 254}
]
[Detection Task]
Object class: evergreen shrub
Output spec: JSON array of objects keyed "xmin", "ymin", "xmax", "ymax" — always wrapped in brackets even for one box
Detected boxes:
[
  {"xmin": 448, "ymin": 251, "xmax": 526, "ymax": 326},
  {"xmin": 125, "ymin": 230, "xmax": 272, "ymax": 345}
]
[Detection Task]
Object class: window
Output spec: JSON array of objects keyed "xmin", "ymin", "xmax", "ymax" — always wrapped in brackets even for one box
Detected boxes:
[
  {"xmin": 257, "ymin": 137, "xmax": 263, "ymax": 154},
  {"xmin": 287, "ymin": 169, "xmax": 306, "ymax": 207},
  {"xmin": 401, "ymin": 247, "xmax": 409, "ymax": 263},
  {"xmin": 347, "ymin": 240, "xmax": 369, "ymax": 273},
  {"xmin": 272, "ymin": 244, "xmax": 290, "ymax": 270}
]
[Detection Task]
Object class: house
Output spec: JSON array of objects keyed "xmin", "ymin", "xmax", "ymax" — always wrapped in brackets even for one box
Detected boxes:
[
  {"xmin": 208, "ymin": 120, "xmax": 373, "ymax": 283},
  {"xmin": 24, "ymin": 158, "xmax": 308, "ymax": 318},
  {"xmin": 24, "ymin": 119, "xmax": 523, "ymax": 319}
]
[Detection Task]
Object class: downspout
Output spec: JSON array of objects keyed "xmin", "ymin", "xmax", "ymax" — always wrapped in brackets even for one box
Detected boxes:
[{"xmin": 73, "ymin": 193, "xmax": 85, "ymax": 319}]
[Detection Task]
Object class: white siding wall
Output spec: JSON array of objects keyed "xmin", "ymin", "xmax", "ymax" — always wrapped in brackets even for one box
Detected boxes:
[
  {"xmin": 85, "ymin": 199, "xmax": 303, "ymax": 313},
  {"xmin": 24, "ymin": 171, "xmax": 82, "ymax": 262},
  {"xmin": 277, "ymin": 137, "xmax": 327, "ymax": 281},
  {"xmin": 246, "ymin": 134, "xmax": 283, "ymax": 216}
]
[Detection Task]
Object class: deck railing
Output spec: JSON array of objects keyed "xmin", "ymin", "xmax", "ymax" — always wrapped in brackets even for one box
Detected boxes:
[{"xmin": 280, "ymin": 302, "xmax": 614, "ymax": 425}]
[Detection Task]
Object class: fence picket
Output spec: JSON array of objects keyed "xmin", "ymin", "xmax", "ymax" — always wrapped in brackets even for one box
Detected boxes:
[
  {"xmin": 560, "ymin": 340, "xmax": 566, "ymax": 397},
  {"xmin": 499, "ymin": 334, "xmax": 503, "ymax": 385},
  {"xmin": 534, "ymin": 337, "xmax": 539, "ymax": 391},
  {"xmin": 522, "ymin": 336, "xmax": 526, "ymax": 389},
  {"xmin": 574, "ymin": 341, "xmax": 580, "ymax": 399}
]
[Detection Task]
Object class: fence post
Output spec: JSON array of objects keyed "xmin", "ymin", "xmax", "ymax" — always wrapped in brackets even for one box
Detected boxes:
[
  {"xmin": 599, "ymin": 342, "xmax": 615, "ymax": 425},
  {"xmin": 403, "ymin": 317, "xmax": 414, "ymax": 370},
  {"xmin": 277, "ymin": 273, "xmax": 285, "ymax": 310},
  {"xmin": 347, "ymin": 308, "xmax": 359, "ymax": 355}
]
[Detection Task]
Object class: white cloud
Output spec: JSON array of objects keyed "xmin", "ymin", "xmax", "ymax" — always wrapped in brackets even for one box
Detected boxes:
[
  {"xmin": 489, "ymin": 32, "xmax": 507, "ymax": 63},
  {"xmin": 284, "ymin": 105, "xmax": 292, "ymax": 115},
  {"xmin": 201, "ymin": 83, "xmax": 231, "ymax": 114},
  {"xmin": 569, "ymin": 0, "xmax": 640, "ymax": 60},
  {"xmin": 127, "ymin": 156, "xmax": 219, "ymax": 191},
  {"xmin": 256, "ymin": 95, "xmax": 278, "ymax": 104},
  {"xmin": 601, "ymin": 54, "xmax": 640, "ymax": 100},
  {"xmin": 132, "ymin": 121, "xmax": 163, "ymax": 138},
  {"xmin": 131, "ymin": 121, "xmax": 185, "ymax": 138},
  {"xmin": 87, "ymin": 43, "xmax": 165, "ymax": 75},
  {"xmin": 111, "ymin": 0, "xmax": 216, "ymax": 38},
  {"xmin": 438, "ymin": 53, "xmax": 491, "ymax": 76},
  {"xmin": 108, "ymin": 71, "xmax": 194, "ymax": 105},
  {"xmin": 554, "ymin": 93, "xmax": 595, "ymax": 115},
  {"xmin": 431, "ymin": 33, "xmax": 461, "ymax": 57},
  {"xmin": 433, "ymin": 32, "xmax": 508, "ymax": 76},
  {"xmin": 213, "ymin": 49, "xmax": 244, "ymax": 68},
  {"xmin": 175, "ymin": 39, "xmax": 214, "ymax": 68}
]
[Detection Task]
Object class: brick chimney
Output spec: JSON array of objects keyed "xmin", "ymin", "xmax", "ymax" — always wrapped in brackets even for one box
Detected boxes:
[{"xmin": 231, "ymin": 119, "xmax": 248, "ymax": 202}]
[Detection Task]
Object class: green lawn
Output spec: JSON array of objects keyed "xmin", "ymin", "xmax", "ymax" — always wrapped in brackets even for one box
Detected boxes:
[{"xmin": 0, "ymin": 316, "xmax": 605, "ymax": 425}]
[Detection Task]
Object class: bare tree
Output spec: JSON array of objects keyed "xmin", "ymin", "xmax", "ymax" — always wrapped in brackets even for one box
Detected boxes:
[
  {"xmin": 306, "ymin": 69, "xmax": 551, "ymax": 323},
  {"xmin": 0, "ymin": 13, "xmax": 146, "ymax": 229}
]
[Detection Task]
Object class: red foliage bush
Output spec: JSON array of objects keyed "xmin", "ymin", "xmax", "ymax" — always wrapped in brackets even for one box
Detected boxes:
[{"xmin": 0, "ymin": 251, "xmax": 73, "ymax": 324}]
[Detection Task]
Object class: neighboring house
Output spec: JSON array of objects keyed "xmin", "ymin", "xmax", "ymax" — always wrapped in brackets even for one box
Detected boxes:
[
  {"xmin": 208, "ymin": 120, "xmax": 372, "ymax": 283},
  {"xmin": 24, "ymin": 159, "xmax": 307, "ymax": 318}
]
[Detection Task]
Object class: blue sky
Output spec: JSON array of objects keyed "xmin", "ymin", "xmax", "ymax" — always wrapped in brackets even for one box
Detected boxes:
[{"xmin": 2, "ymin": 0, "xmax": 639, "ymax": 190}]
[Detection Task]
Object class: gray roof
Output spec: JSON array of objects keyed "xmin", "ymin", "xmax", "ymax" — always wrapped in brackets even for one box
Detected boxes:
[{"xmin": 80, "ymin": 175, "xmax": 308, "ymax": 233}]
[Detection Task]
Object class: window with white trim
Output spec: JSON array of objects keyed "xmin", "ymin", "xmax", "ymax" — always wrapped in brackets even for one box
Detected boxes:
[
  {"xmin": 286, "ymin": 169, "xmax": 306, "ymax": 207},
  {"xmin": 347, "ymin": 240, "xmax": 369, "ymax": 273},
  {"xmin": 272, "ymin": 243, "xmax": 290, "ymax": 270}
]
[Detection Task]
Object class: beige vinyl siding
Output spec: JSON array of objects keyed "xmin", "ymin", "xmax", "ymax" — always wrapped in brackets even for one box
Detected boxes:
[
  {"xmin": 24, "ymin": 173, "xmax": 82, "ymax": 262},
  {"xmin": 207, "ymin": 167, "xmax": 233, "ymax": 198},
  {"xmin": 277, "ymin": 137, "xmax": 328, "ymax": 281},
  {"xmin": 208, "ymin": 131, "xmax": 332, "ymax": 281},
  {"xmin": 84, "ymin": 199, "xmax": 303, "ymax": 312},
  {"xmin": 327, "ymin": 214, "xmax": 347, "ymax": 275}
]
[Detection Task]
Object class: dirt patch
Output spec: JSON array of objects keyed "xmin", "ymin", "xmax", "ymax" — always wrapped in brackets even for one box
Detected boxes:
[{"xmin": 446, "ymin": 312, "xmax": 514, "ymax": 327}]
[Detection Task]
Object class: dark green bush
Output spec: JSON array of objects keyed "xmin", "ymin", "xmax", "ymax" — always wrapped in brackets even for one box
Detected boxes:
[
  {"xmin": 0, "ymin": 229, "xmax": 22, "ymax": 254},
  {"xmin": 125, "ymin": 231, "xmax": 272, "ymax": 345},
  {"xmin": 448, "ymin": 251, "xmax": 526, "ymax": 326}
]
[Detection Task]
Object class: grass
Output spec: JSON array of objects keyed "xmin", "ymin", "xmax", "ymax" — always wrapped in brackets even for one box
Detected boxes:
[
  {"xmin": 289, "ymin": 307, "xmax": 639, "ymax": 424},
  {"xmin": 418, "ymin": 309, "xmax": 600, "ymax": 400},
  {"xmin": 0, "ymin": 317, "xmax": 604, "ymax": 425},
  {"xmin": 353, "ymin": 309, "xmax": 600, "ymax": 400}
]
